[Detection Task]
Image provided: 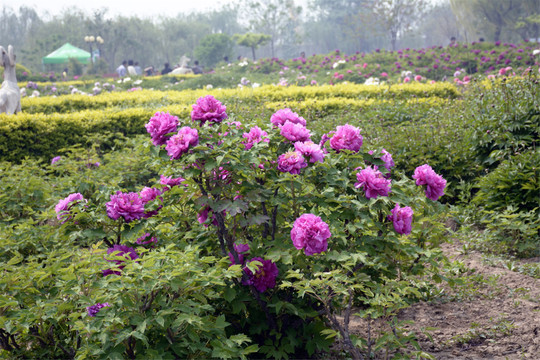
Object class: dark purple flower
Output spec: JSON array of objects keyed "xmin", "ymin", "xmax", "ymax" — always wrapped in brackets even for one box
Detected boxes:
[
  {"xmin": 86, "ymin": 302, "xmax": 110, "ymax": 317},
  {"xmin": 102, "ymin": 245, "xmax": 139, "ymax": 276},
  {"xmin": 228, "ymin": 243, "xmax": 250, "ymax": 265},
  {"xmin": 243, "ymin": 257, "xmax": 278, "ymax": 293},
  {"xmin": 136, "ymin": 233, "xmax": 158, "ymax": 246}
]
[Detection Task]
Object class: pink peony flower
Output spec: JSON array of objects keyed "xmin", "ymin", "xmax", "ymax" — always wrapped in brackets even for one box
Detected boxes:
[
  {"xmin": 389, "ymin": 204, "xmax": 413, "ymax": 235},
  {"xmin": 191, "ymin": 95, "xmax": 228, "ymax": 126},
  {"xmin": 136, "ymin": 233, "xmax": 158, "ymax": 246},
  {"xmin": 294, "ymin": 141, "xmax": 324, "ymax": 163},
  {"xmin": 139, "ymin": 187, "xmax": 162, "ymax": 204},
  {"xmin": 55, "ymin": 193, "xmax": 86, "ymax": 223},
  {"xmin": 291, "ymin": 213, "xmax": 331, "ymax": 256},
  {"xmin": 165, "ymin": 126, "xmax": 199, "ymax": 160},
  {"xmin": 414, "ymin": 75, "xmax": 422, "ymax": 81},
  {"xmin": 160, "ymin": 175, "xmax": 186, "ymax": 190},
  {"xmin": 277, "ymin": 151, "xmax": 308, "ymax": 175},
  {"xmin": 243, "ymin": 257, "xmax": 279, "ymax": 293},
  {"xmin": 51, "ymin": 156, "xmax": 61, "ymax": 165},
  {"xmin": 106, "ymin": 191, "xmax": 145, "ymax": 222},
  {"xmin": 330, "ymin": 124, "xmax": 363, "ymax": 152},
  {"xmin": 145, "ymin": 112, "xmax": 179, "ymax": 146},
  {"xmin": 102, "ymin": 245, "xmax": 139, "ymax": 276},
  {"xmin": 354, "ymin": 166, "xmax": 391, "ymax": 199},
  {"xmin": 369, "ymin": 149, "xmax": 395, "ymax": 175},
  {"xmin": 403, "ymin": 77, "xmax": 410, "ymax": 83},
  {"xmin": 243, "ymin": 126, "xmax": 269, "ymax": 150},
  {"xmin": 412, "ymin": 164, "xmax": 447, "ymax": 201},
  {"xmin": 280, "ymin": 121, "xmax": 311, "ymax": 143},
  {"xmin": 270, "ymin": 108, "xmax": 307, "ymax": 128}
]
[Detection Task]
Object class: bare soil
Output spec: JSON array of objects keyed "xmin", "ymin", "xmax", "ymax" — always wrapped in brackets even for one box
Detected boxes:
[{"xmin": 348, "ymin": 240, "xmax": 540, "ymax": 359}]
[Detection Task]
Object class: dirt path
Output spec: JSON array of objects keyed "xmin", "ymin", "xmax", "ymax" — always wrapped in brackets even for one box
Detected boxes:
[{"xmin": 349, "ymin": 240, "xmax": 540, "ymax": 359}]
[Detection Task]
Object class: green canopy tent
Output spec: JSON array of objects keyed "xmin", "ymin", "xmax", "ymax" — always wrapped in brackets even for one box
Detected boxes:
[{"xmin": 42, "ymin": 43, "xmax": 91, "ymax": 65}]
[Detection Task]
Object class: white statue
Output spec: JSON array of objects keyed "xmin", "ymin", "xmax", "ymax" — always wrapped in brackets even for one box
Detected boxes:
[
  {"xmin": 0, "ymin": 45, "xmax": 21, "ymax": 115},
  {"xmin": 170, "ymin": 55, "xmax": 194, "ymax": 75}
]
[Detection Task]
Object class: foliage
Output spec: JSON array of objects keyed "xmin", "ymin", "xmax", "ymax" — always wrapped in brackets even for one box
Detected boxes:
[
  {"xmin": 234, "ymin": 33, "xmax": 272, "ymax": 60},
  {"xmin": 194, "ymin": 33, "xmax": 235, "ymax": 68},
  {"xmin": 0, "ymin": 92, "xmax": 450, "ymax": 358},
  {"xmin": 473, "ymin": 150, "xmax": 539, "ymax": 212}
]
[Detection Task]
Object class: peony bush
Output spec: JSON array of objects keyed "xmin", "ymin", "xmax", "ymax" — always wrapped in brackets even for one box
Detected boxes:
[{"xmin": 0, "ymin": 95, "xmax": 448, "ymax": 359}]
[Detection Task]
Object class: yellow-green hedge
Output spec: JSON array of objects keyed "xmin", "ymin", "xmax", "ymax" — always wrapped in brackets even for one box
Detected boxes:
[
  {"xmin": 0, "ymin": 105, "xmax": 191, "ymax": 163},
  {"xmin": 20, "ymin": 83, "xmax": 460, "ymax": 114}
]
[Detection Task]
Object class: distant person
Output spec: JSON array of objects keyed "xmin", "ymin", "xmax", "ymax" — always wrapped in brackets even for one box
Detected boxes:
[
  {"xmin": 300, "ymin": 51, "xmax": 306, "ymax": 58},
  {"xmin": 134, "ymin": 61, "xmax": 142, "ymax": 75},
  {"xmin": 223, "ymin": 56, "xmax": 229, "ymax": 63},
  {"xmin": 127, "ymin": 60, "xmax": 137, "ymax": 76},
  {"xmin": 478, "ymin": 37, "xmax": 485, "ymax": 42},
  {"xmin": 192, "ymin": 60, "xmax": 203, "ymax": 74},
  {"xmin": 116, "ymin": 60, "xmax": 127, "ymax": 77},
  {"xmin": 144, "ymin": 66, "xmax": 154, "ymax": 76},
  {"xmin": 62, "ymin": 68, "xmax": 68, "ymax": 80},
  {"xmin": 449, "ymin": 36, "xmax": 457, "ymax": 46},
  {"xmin": 161, "ymin": 62, "xmax": 172, "ymax": 75}
]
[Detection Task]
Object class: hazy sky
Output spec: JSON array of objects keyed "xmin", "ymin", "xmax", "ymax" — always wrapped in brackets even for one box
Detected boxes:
[{"xmin": 9, "ymin": 0, "xmax": 235, "ymax": 18}]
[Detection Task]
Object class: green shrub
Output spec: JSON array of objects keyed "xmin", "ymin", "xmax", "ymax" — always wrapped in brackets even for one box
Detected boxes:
[{"xmin": 473, "ymin": 150, "xmax": 539, "ymax": 212}]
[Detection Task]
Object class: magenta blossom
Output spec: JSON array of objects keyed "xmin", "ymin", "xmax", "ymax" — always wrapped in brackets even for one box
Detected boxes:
[
  {"xmin": 389, "ymin": 204, "xmax": 413, "ymax": 235},
  {"xmin": 228, "ymin": 243, "xmax": 250, "ymax": 265},
  {"xmin": 136, "ymin": 233, "xmax": 158, "ymax": 246},
  {"xmin": 139, "ymin": 187, "xmax": 162, "ymax": 204},
  {"xmin": 291, "ymin": 213, "xmax": 331, "ymax": 256},
  {"xmin": 270, "ymin": 108, "xmax": 307, "ymax": 128},
  {"xmin": 55, "ymin": 193, "xmax": 86, "ymax": 223},
  {"xmin": 294, "ymin": 141, "xmax": 324, "ymax": 163},
  {"xmin": 330, "ymin": 124, "xmax": 363, "ymax": 152},
  {"xmin": 369, "ymin": 149, "xmax": 395, "ymax": 175},
  {"xmin": 243, "ymin": 126, "xmax": 269, "ymax": 150},
  {"xmin": 165, "ymin": 126, "xmax": 199, "ymax": 160},
  {"xmin": 280, "ymin": 121, "xmax": 311, "ymax": 143},
  {"xmin": 51, "ymin": 156, "xmax": 61, "ymax": 165},
  {"xmin": 277, "ymin": 151, "xmax": 308, "ymax": 175},
  {"xmin": 102, "ymin": 245, "xmax": 139, "ymax": 276},
  {"xmin": 86, "ymin": 303, "xmax": 110, "ymax": 317},
  {"xmin": 354, "ymin": 166, "xmax": 391, "ymax": 199},
  {"xmin": 160, "ymin": 175, "xmax": 186, "ymax": 190},
  {"xmin": 106, "ymin": 191, "xmax": 145, "ymax": 222},
  {"xmin": 412, "ymin": 164, "xmax": 447, "ymax": 201},
  {"xmin": 145, "ymin": 112, "xmax": 179, "ymax": 146},
  {"xmin": 191, "ymin": 95, "xmax": 228, "ymax": 126},
  {"xmin": 243, "ymin": 257, "xmax": 278, "ymax": 293}
]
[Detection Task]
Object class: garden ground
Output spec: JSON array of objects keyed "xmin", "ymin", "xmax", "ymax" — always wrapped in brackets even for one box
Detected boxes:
[{"xmin": 347, "ymin": 238, "xmax": 540, "ymax": 359}]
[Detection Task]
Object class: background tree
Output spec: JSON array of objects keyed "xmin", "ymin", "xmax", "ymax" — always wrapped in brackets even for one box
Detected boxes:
[
  {"xmin": 241, "ymin": 0, "xmax": 303, "ymax": 58},
  {"xmin": 194, "ymin": 33, "xmax": 234, "ymax": 68},
  {"xmin": 370, "ymin": 0, "xmax": 429, "ymax": 50},
  {"xmin": 234, "ymin": 33, "xmax": 272, "ymax": 60}
]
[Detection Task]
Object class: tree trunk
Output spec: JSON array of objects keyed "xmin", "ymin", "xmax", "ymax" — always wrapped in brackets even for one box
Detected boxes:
[{"xmin": 251, "ymin": 46, "xmax": 256, "ymax": 60}]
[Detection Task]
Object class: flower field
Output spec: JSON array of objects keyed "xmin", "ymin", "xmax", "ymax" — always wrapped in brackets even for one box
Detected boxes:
[{"xmin": 0, "ymin": 43, "xmax": 539, "ymax": 359}]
